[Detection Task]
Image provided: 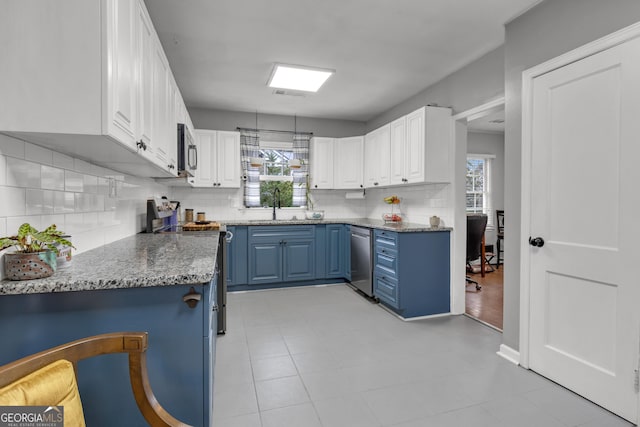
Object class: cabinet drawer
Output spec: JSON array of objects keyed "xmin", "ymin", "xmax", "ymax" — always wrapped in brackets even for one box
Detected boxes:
[
  {"xmin": 374, "ymin": 273, "xmax": 399, "ymax": 308},
  {"xmin": 249, "ymin": 225, "xmax": 315, "ymax": 240},
  {"xmin": 374, "ymin": 247, "xmax": 398, "ymax": 277},
  {"xmin": 374, "ymin": 229, "xmax": 397, "ymax": 250}
]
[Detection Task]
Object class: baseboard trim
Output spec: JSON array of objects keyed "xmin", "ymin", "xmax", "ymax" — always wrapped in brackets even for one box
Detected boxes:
[
  {"xmin": 497, "ymin": 344, "xmax": 520, "ymax": 365},
  {"xmin": 377, "ymin": 303, "xmax": 451, "ymax": 322}
]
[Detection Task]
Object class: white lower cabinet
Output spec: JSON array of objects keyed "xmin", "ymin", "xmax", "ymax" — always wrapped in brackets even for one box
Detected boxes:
[{"xmin": 191, "ymin": 130, "xmax": 241, "ymax": 188}]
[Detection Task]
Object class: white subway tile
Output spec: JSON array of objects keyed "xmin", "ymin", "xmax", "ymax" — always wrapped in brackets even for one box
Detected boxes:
[
  {"xmin": 6, "ymin": 158, "xmax": 41, "ymax": 188},
  {"xmin": 0, "ymin": 217, "xmax": 6, "ymax": 236},
  {"xmin": 0, "ymin": 155, "xmax": 5, "ymax": 186},
  {"xmin": 25, "ymin": 143, "xmax": 53, "ymax": 165},
  {"xmin": 53, "ymin": 191, "xmax": 75, "ymax": 214},
  {"xmin": 64, "ymin": 213, "xmax": 84, "ymax": 234},
  {"xmin": 83, "ymin": 174, "xmax": 98, "ymax": 194},
  {"xmin": 52, "ymin": 152, "xmax": 74, "ymax": 170},
  {"xmin": 42, "ymin": 190, "xmax": 54, "ymax": 214},
  {"xmin": 0, "ymin": 134, "xmax": 25, "ymax": 158},
  {"xmin": 83, "ymin": 212, "xmax": 98, "ymax": 229},
  {"xmin": 73, "ymin": 159, "xmax": 93, "ymax": 174},
  {"xmin": 0, "ymin": 187, "xmax": 26, "ymax": 216},
  {"xmin": 94, "ymin": 194, "xmax": 105, "ymax": 211},
  {"xmin": 26, "ymin": 189, "xmax": 44, "ymax": 215},
  {"xmin": 7, "ymin": 216, "xmax": 42, "ymax": 233},
  {"xmin": 40, "ymin": 214, "xmax": 65, "ymax": 232},
  {"xmin": 65, "ymin": 171, "xmax": 84, "ymax": 192},
  {"xmin": 97, "ymin": 177, "xmax": 109, "ymax": 195},
  {"xmin": 41, "ymin": 165, "xmax": 65, "ymax": 191}
]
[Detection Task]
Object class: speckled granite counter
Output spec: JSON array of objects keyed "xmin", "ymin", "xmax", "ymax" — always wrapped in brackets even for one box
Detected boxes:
[
  {"xmin": 223, "ymin": 218, "xmax": 452, "ymax": 232},
  {"xmin": 0, "ymin": 232, "xmax": 220, "ymax": 296}
]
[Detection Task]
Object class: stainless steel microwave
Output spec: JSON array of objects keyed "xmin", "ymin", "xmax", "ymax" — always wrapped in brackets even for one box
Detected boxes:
[{"xmin": 177, "ymin": 123, "xmax": 197, "ymax": 177}]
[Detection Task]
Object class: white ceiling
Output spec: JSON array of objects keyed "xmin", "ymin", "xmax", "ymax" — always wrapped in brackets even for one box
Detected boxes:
[
  {"xmin": 144, "ymin": 0, "xmax": 540, "ymax": 122},
  {"xmin": 467, "ymin": 109, "xmax": 505, "ymax": 133}
]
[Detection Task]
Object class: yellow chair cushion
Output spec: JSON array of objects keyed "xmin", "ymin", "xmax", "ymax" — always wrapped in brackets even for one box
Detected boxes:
[{"xmin": 0, "ymin": 359, "xmax": 86, "ymax": 427}]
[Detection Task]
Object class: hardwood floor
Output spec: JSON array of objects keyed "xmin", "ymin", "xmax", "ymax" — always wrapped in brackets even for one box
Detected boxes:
[{"xmin": 465, "ymin": 265, "xmax": 503, "ymax": 330}]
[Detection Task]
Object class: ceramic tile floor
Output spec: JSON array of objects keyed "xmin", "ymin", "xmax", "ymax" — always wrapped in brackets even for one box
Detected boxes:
[{"xmin": 213, "ymin": 284, "xmax": 633, "ymax": 427}]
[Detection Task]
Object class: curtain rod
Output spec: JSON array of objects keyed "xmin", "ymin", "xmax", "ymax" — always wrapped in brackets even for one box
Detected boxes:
[{"xmin": 236, "ymin": 127, "xmax": 313, "ymax": 136}]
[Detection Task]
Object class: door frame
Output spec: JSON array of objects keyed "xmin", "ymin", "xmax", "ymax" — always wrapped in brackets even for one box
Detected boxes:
[
  {"xmin": 519, "ymin": 21, "xmax": 640, "ymax": 371},
  {"xmin": 451, "ymin": 97, "xmax": 504, "ymax": 317}
]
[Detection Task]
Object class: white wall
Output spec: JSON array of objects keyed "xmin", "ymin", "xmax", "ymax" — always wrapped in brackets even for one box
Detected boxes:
[
  {"xmin": 0, "ymin": 134, "xmax": 169, "ymax": 280},
  {"xmin": 467, "ymin": 131, "xmax": 505, "ymax": 247}
]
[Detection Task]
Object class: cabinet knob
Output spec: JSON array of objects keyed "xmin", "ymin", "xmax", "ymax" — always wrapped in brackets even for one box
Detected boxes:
[
  {"xmin": 314, "ymin": 185, "xmax": 318, "ymax": 188},
  {"xmin": 136, "ymin": 140, "xmax": 147, "ymax": 151},
  {"xmin": 374, "ymin": 182, "xmax": 378, "ymax": 186},
  {"xmin": 168, "ymin": 164, "xmax": 175, "ymax": 170},
  {"xmin": 360, "ymin": 184, "xmax": 363, "ymax": 188}
]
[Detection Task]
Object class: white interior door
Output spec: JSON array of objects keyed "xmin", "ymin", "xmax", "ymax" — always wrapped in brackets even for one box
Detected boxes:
[{"xmin": 529, "ymin": 36, "xmax": 640, "ymax": 423}]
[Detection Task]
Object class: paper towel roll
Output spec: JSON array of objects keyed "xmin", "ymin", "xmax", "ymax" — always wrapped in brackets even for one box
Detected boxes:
[{"xmin": 345, "ymin": 191, "xmax": 365, "ymax": 199}]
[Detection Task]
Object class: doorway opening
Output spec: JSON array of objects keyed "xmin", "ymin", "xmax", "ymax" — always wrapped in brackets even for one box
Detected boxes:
[{"xmin": 452, "ymin": 99, "xmax": 505, "ymax": 331}]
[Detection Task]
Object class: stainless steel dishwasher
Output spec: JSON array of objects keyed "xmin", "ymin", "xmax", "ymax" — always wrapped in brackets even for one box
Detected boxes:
[{"xmin": 349, "ymin": 225, "xmax": 373, "ymax": 297}]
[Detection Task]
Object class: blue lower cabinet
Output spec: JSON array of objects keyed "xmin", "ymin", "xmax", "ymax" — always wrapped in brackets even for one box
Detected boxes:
[
  {"xmin": 227, "ymin": 226, "xmax": 248, "ymax": 286},
  {"xmin": 373, "ymin": 229, "xmax": 450, "ymax": 318},
  {"xmin": 326, "ymin": 224, "xmax": 345, "ymax": 278},
  {"xmin": 249, "ymin": 240, "xmax": 284, "ymax": 284},
  {"xmin": 0, "ymin": 282, "xmax": 216, "ymax": 426},
  {"xmin": 283, "ymin": 238, "xmax": 315, "ymax": 281}
]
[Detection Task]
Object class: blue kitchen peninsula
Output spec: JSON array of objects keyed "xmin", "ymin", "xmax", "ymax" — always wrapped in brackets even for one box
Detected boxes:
[{"xmin": 0, "ymin": 233, "xmax": 220, "ymax": 427}]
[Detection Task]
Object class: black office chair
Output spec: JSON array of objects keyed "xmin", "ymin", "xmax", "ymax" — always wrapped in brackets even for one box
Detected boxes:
[
  {"xmin": 466, "ymin": 214, "xmax": 488, "ymax": 291},
  {"xmin": 496, "ymin": 210, "xmax": 504, "ymax": 268}
]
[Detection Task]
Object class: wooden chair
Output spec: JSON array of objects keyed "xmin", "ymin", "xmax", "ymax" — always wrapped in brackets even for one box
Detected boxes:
[
  {"xmin": 496, "ymin": 209, "xmax": 505, "ymax": 268},
  {"xmin": 0, "ymin": 332, "xmax": 190, "ymax": 427}
]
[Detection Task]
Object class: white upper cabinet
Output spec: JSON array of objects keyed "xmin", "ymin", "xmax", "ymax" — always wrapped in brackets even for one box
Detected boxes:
[
  {"xmin": 388, "ymin": 106, "xmax": 452, "ymax": 186},
  {"xmin": 310, "ymin": 137, "xmax": 335, "ymax": 189},
  {"xmin": 107, "ymin": 0, "xmax": 137, "ymax": 149},
  {"xmin": 191, "ymin": 130, "xmax": 241, "ymax": 188},
  {"xmin": 389, "ymin": 117, "xmax": 407, "ymax": 185},
  {"xmin": 334, "ymin": 136, "xmax": 364, "ymax": 189},
  {"xmin": 364, "ymin": 124, "xmax": 391, "ymax": 188},
  {"xmin": 216, "ymin": 131, "xmax": 241, "ymax": 188},
  {"xmin": 0, "ymin": 0, "xmax": 186, "ymax": 177}
]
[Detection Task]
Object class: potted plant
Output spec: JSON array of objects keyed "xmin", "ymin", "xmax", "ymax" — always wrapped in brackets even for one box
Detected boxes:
[
  {"xmin": 0, "ymin": 223, "xmax": 74, "ymax": 281},
  {"xmin": 302, "ymin": 174, "xmax": 324, "ymax": 220}
]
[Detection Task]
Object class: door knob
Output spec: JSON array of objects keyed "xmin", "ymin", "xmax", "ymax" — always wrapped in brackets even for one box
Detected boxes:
[{"xmin": 529, "ymin": 237, "xmax": 545, "ymax": 247}]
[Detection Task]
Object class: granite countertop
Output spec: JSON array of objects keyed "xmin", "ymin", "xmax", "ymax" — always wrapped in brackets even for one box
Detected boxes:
[
  {"xmin": 0, "ymin": 232, "xmax": 220, "ymax": 296},
  {"xmin": 223, "ymin": 218, "xmax": 452, "ymax": 232}
]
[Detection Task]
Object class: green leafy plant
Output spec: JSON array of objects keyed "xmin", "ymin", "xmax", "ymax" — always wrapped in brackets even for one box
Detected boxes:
[{"xmin": 0, "ymin": 223, "xmax": 74, "ymax": 254}]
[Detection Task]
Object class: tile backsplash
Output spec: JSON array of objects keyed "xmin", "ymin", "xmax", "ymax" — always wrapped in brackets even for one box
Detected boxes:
[{"xmin": 0, "ymin": 134, "xmax": 169, "ymax": 279}]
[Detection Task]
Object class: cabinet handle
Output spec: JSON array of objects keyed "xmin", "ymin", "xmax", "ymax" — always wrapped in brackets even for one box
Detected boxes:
[
  {"xmin": 212, "ymin": 304, "xmax": 219, "ymax": 312},
  {"xmin": 136, "ymin": 140, "xmax": 147, "ymax": 151}
]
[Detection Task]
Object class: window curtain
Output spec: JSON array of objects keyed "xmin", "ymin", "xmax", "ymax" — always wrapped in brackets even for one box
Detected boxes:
[
  {"xmin": 292, "ymin": 134, "xmax": 311, "ymax": 208},
  {"xmin": 240, "ymin": 130, "xmax": 260, "ymax": 207}
]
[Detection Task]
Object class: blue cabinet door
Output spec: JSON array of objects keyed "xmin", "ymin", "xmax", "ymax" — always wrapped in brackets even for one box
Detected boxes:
[
  {"xmin": 283, "ymin": 238, "xmax": 315, "ymax": 281},
  {"xmin": 227, "ymin": 226, "xmax": 248, "ymax": 286},
  {"xmin": 0, "ymin": 284, "xmax": 211, "ymax": 427},
  {"xmin": 248, "ymin": 240, "xmax": 283, "ymax": 284},
  {"xmin": 344, "ymin": 225, "xmax": 351, "ymax": 281},
  {"xmin": 326, "ymin": 224, "xmax": 345, "ymax": 278}
]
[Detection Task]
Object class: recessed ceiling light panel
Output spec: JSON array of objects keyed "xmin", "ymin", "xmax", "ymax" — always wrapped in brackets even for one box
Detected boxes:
[{"xmin": 268, "ymin": 64, "xmax": 334, "ymax": 93}]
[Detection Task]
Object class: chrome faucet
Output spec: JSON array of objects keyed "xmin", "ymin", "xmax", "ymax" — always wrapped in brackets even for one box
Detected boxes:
[{"xmin": 272, "ymin": 188, "xmax": 281, "ymax": 220}]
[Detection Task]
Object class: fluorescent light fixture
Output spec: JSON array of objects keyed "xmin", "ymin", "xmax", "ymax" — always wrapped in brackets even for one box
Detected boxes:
[{"xmin": 268, "ymin": 64, "xmax": 334, "ymax": 92}]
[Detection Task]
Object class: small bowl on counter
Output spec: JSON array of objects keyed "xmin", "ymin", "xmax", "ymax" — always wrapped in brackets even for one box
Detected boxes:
[{"xmin": 305, "ymin": 210, "xmax": 325, "ymax": 220}]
